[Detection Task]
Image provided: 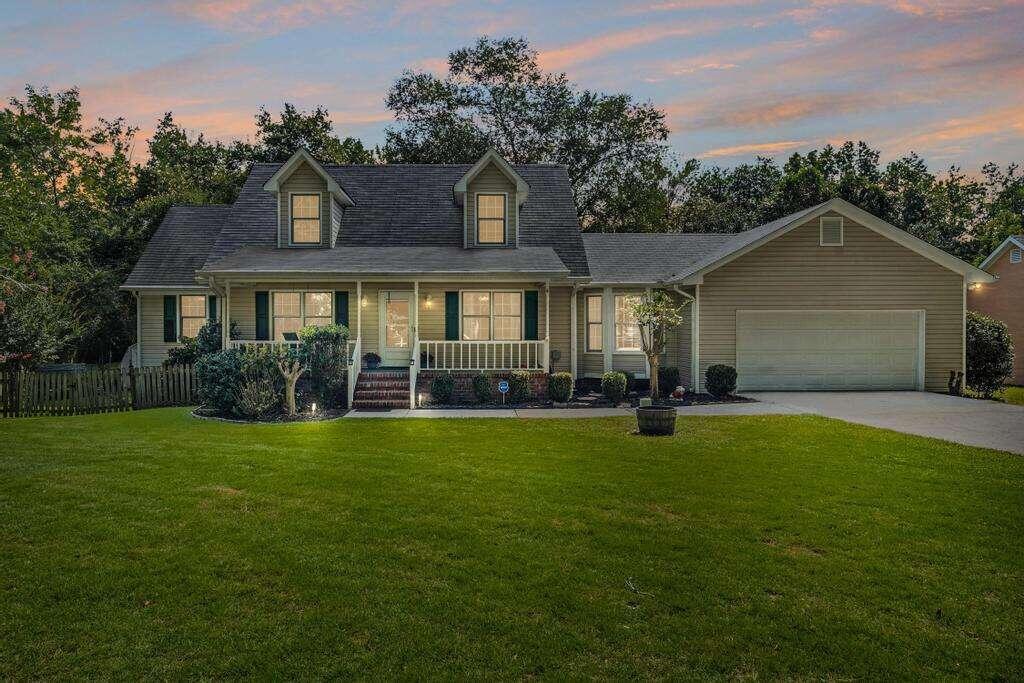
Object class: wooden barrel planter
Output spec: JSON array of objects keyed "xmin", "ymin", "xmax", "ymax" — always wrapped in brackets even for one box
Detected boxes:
[{"xmin": 636, "ymin": 406, "xmax": 676, "ymax": 436}]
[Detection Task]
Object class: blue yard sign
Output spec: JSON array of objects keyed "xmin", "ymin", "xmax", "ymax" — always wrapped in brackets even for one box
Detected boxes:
[{"xmin": 497, "ymin": 379, "xmax": 509, "ymax": 404}]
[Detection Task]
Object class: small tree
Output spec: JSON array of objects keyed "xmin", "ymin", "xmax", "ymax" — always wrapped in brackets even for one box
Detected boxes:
[
  {"xmin": 276, "ymin": 347, "xmax": 307, "ymax": 417},
  {"xmin": 631, "ymin": 291, "xmax": 688, "ymax": 401}
]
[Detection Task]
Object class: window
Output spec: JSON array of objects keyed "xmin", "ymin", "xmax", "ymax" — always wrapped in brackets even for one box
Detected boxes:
[
  {"xmin": 820, "ymin": 216, "xmax": 843, "ymax": 246},
  {"xmin": 492, "ymin": 292, "xmax": 522, "ymax": 341},
  {"xmin": 270, "ymin": 291, "xmax": 332, "ymax": 340},
  {"xmin": 476, "ymin": 194, "xmax": 506, "ymax": 244},
  {"xmin": 1011, "ymin": 248, "xmax": 1022, "ymax": 264},
  {"xmin": 586, "ymin": 295, "xmax": 603, "ymax": 352},
  {"xmin": 179, "ymin": 295, "xmax": 207, "ymax": 339},
  {"xmin": 291, "ymin": 193, "xmax": 321, "ymax": 244},
  {"xmin": 461, "ymin": 291, "xmax": 491, "ymax": 341},
  {"xmin": 614, "ymin": 295, "xmax": 642, "ymax": 351},
  {"xmin": 461, "ymin": 290, "xmax": 523, "ymax": 341}
]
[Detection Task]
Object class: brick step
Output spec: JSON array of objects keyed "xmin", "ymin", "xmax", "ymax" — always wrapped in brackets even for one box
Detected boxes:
[
  {"xmin": 352, "ymin": 399, "xmax": 408, "ymax": 409},
  {"xmin": 354, "ymin": 389, "xmax": 408, "ymax": 400},
  {"xmin": 358, "ymin": 371, "xmax": 409, "ymax": 381},
  {"xmin": 356, "ymin": 380, "xmax": 408, "ymax": 390}
]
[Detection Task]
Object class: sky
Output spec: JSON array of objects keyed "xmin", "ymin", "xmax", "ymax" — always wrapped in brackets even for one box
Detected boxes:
[{"xmin": 1, "ymin": 0, "xmax": 1022, "ymax": 170}]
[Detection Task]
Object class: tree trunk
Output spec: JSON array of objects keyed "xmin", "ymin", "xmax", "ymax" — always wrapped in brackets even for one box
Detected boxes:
[
  {"xmin": 649, "ymin": 352, "xmax": 660, "ymax": 402},
  {"xmin": 277, "ymin": 359, "xmax": 305, "ymax": 417}
]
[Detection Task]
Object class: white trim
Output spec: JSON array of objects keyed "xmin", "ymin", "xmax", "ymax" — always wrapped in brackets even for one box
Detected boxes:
[
  {"xmin": 268, "ymin": 289, "xmax": 334, "ymax": 340},
  {"xmin": 962, "ymin": 278, "xmax": 968, "ymax": 387},
  {"xmin": 692, "ymin": 284, "xmax": 700, "ymax": 392},
  {"xmin": 1011, "ymin": 248, "xmax": 1022, "ymax": 264},
  {"xmin": 287, "ymin": 191, "xmax": 324, "ymax": 247},
  {"xmin": 473, "ymin": 191, "xmax": 509, "ymax": 246},
  {"xmin": 178, "ymin": 293, "xmax": 209, "ymax": 340},
  {"xmin": 819, "ymin": 215, "xmax": 843, "ymax": 246},
  {"xmin": 453, "ymin": 148, "xmax": 529, "ymax": 206},
  {"xmin": 670, "ymin": 198, "xmax": 995, "ymax": 285},
  {"xmin": 569, "ymin": 286, "xmax": 578, "ymax": 380},
  {"xmin": 458, "ymin": 288, "xmax": 525, "ymax": 341},
  {"xmin": 602, "ymin": 287, "xmax": 613, "ymax": 373},
  {"xmin": 262, "ymin": 148, "xmax": 355, "ymax": 206},
  {"xmin": 134, "ymin": 292, "xmax": 142, "ymax": 367},
  {"xmin": 978, "ymin": 235, "xmax": 1024, "ymax": 270},
  {"xmin": 734, "ymin": 308, "xmax": 926, "ymax": 392}
]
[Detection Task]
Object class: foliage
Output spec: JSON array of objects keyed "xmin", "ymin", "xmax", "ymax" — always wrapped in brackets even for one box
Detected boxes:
[
  {"xmin": 234, "ymin": 374, "xmax": 279, "ymax": 421},
  {"xmin": 548, "ymin": 372, "xmax": 573, "ymax": 403},
  {"xmin": 164, "ymin": 320, "xmax": 237, "ymax": 367},
  {"xmin": 632, "ymin": 291, "xmax": 687, "ymax": 400},
  {"xmin": 658, "ymin": 366, "xmax": 681, "ymax": 396},
  {"xmin": 966, "ymin": 311, "xmax": 1014, "ymax": 398},
  {"xmin": 252, "ymin": 104, "xmax": 377, "ymax": 164},
  {"xmin": 195, "ymin": 348, "xmax": 244, "ymax": 415},
  {"xmin": 472, "ymin": 373, "xmax": 492, "ymax": 404},
  {"xmin": 705, "ymin": 364, "xmax": 738, "ymax": 399},
  {"xmin": 0, "ymin": 249, "xmax": 80, "ymax": 368},
  {"xmin": 430, "ymin": 373, "xmax": 455, "ymax": 404},
  {"xmin": 363, "ymin": 352, "xmax": 381, "ymax": 368},
  {"xmin": 508, "ymin": 370, "xmax": 533, "ymax": 404},
  {"xmin": 601, "ymin": 371, "xmax": 627, "ymax": 404},
  {"xmin": 384, "ymin": 37, "xmax": 672, "ymax": 232},
  {"xmin": 299, "ymin": 324, "xmax": 350, "ymax": 408}
]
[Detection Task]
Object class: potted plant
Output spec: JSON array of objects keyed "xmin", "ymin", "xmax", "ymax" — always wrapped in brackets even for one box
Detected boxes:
[
  {"xmin": 631, "ymin": 291, "xmax": 689, "ymax": 436},
  {"xmin": 362, "ymin": 351, "xmax": 381, "ymax": 370}
]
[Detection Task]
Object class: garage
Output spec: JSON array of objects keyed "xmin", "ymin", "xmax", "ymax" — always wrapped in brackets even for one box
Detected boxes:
[{"xmin": 736, "ymin": 310, "xmax": 924, "ymax": 391}]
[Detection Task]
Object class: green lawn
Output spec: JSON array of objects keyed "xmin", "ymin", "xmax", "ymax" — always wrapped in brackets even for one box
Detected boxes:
[
  {"xmin": 1, "ymin": 410, "xmax": 1022, "ymax": 679},
  {"xmin": 1000, "ymin": 386, "xmax": 1024, "ymax": 406}
]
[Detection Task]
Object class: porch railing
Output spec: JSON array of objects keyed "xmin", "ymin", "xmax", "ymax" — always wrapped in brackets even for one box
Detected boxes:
[
  {"xmin": 347, "ymin": 338, "xmax": 361, "ymax": 408},
  {"xmin": 417, "ymin": 340, "xmax": 549, "ymax": 372},
  {"xmin": 228, "ymin": 340, "xmax": 300, "ymax": 351}
]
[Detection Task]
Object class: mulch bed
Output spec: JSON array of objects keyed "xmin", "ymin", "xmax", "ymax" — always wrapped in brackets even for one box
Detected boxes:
[
  {"xmin": 192, "ymin": 407, "xmax": 348, "ymax": 423},
  {"xmin": 422, "ymin": 391, "xmax": 754, "ymax": 410}
]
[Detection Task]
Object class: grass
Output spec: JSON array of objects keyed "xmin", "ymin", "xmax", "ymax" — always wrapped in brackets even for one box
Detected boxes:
[
  {"xmin": 1, "ymin": 410, "xmax": 1022, "ymax": 679},
  {"xmin": 999, "ymin": 385, "xmax": 1024, "ymax": 406}
]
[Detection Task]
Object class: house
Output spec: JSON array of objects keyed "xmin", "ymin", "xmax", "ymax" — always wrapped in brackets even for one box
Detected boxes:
[
  {"xmin": 970, "ymin": 236, "xmax": 1023, "ymax": 384},
  {"xmin": 121, "ymin": 148, "xmax": 995, "ymax": 407}
]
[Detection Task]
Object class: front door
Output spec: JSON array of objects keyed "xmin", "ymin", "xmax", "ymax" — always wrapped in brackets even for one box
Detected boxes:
[{"xmin": 379, "ymin": 291, "xmax": 413, "ymax": 366}]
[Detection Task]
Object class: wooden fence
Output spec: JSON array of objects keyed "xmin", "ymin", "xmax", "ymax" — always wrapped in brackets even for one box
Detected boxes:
[{"xmin": 0, "ymin": 364, "xmax": 197, "ymax": 418}]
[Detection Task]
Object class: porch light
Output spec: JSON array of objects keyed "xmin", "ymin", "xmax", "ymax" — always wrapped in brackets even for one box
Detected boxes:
[
  {"xmin": 424, "ymin": 294, "xmax": 433, "ymax": 308},
  {"xmin": 361, "ymin": 295, "xmax": 368, "ymax": 308}
]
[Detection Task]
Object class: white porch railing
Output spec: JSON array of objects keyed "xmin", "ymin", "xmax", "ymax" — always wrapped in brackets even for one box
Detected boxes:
[
  {"xmin": 347, "ymin": 338, "xmax": 361, "ymax": 408},
  {"xmin": 417, "ymin": 340, "xmax": 549, "ymax": 372},
  {"xmin": 228, "ymin": 339, "xmax": 300, "ymax": 351}
]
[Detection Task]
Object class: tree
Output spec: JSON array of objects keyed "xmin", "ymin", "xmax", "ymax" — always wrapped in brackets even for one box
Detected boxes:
[
  {"xmin": 631, "ymin": 291, "xmax": 687, "ymax": 402},
  {"xmin": 277, "ymin": 351, "xmax": 307, "ymax": 417},
  {"xmin": 384, "ymin": 36, "xmax": 672, "ymax": 231},
  {"xmin": 253, "ymin": 104, "xmax": 376, "ymax": 164}
]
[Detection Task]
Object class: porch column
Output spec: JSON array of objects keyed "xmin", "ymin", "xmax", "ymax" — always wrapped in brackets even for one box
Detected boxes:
[
  {"xmin": 134, "ymin": 291, "xmax": 142, "ymax": 367},
  {"xmin": 544, "ymin": 281, "xmax": 550, "ymax": 372},
  {"xmin": 602, "ymin": 286, "xmax": 613, "ymax": 374},
  {"xmin": 223, "ymin": 280, "xmax": 231, "ymax": 348},
  {"xmin": 410, "ymin": 280, "xmax": 419, "ymax": 409},
  {"xmin": 691, "ymin": 284, "xmax": 700, "ymax": 392},
  {"xmin": 569, "ymin": 286, "xmax": 578, "ymax": 380},
  {"xmin": 356, "ymin": 280, "xmax": 362, "ymax": 339},
  {"xmin": 644, "ymin": 286, "xmax": 652, "ymax": 380}
]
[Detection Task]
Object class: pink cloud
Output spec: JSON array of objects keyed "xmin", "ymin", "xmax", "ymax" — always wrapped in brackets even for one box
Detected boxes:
[
  {"xmin": 700, "ymin": 140, "xmax": 808, "ymax": 158},
  {"xmin": 886, "ymin": 105, "xmax": 1024, "ymax": 152},
  {"xmin": 170, "ymin": 0, "xmax": 357, "ymax": 34}
]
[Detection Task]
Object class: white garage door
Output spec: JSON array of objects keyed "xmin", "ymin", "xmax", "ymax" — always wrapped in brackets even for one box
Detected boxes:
[{"xmin": 736, "ymin": 310, "xmax": 923, "ymax": 391}]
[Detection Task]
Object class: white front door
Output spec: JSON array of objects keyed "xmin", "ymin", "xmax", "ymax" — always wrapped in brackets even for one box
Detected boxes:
[{"xmin": 379, "ymin": 291, "xmax": 413, "ymax": 366}]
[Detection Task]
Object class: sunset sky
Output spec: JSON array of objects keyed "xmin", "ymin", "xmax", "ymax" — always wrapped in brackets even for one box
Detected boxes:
[{"xmin": 2, "ymin": 0, "xmax": 1022, "ymax": 169}]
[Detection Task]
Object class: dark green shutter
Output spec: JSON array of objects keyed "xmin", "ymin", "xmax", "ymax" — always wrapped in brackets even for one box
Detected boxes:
[
  {"xmin": 163, "ymin": 295, "xmax": 177, "ymax": 342},
  {"xmin": 334, "ymin": 291, "xmax": 349, "ymax": 328},
  {"xmin": 255, "ymin": 291, "xmax": 270, "ymax": 340},
  {"xmin": 444, "ymin": 291, "xmax": 459, "ymax": 340},
  {"xmin": 524, "ymin": 290, "xmax": 539, "ymax": 340},
  {"xmin": 208, "ymin": 295, "xmax": 217, "ymax": 321}
]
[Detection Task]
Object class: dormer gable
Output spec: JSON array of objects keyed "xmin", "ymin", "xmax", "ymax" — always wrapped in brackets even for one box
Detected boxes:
[
  {"xmin": 455, "ymin": 149, "xmax": 529, "ymax": 249},
  {"xmin": 263, "ymin": 149, "xmax": 354, "ymax": 248}
]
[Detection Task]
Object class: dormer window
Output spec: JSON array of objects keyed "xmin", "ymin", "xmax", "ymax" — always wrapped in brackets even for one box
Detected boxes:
[
  {"xmin": 477, "ymin": 193, "xmax": 506, "ymax": 244},
  {"xmin": 291, "ymin": 193, "xmax": 321, "ymax": 244}
]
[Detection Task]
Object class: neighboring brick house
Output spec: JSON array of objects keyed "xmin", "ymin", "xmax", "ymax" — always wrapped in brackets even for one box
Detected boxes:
[
  {"xmin": 970, "ymin": 236, "xmax": 1024, "ymax": 385},
  {"xmin": 122, "ymin": 148, "xmax": 994, "ymax": 408}
]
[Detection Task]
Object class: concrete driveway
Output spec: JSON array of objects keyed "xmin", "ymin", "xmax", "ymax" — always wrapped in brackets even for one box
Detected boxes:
[{"xmin": 747, "ymin": 391, "xmax": 1024, "ymax": 454}]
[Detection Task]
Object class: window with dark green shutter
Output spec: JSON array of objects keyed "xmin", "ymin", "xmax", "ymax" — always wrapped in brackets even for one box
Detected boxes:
[
  {"xmin": 208, "ymin": 295, "xmax": 217, "ymax": 321},
  {"xmin": 334, "ymin": 291, "xmax": 349, "ymax": 328},
  {"xmin": 255, "ymin": 291, "xmax": 270, "ymax": 340},
  {"xmin": 163, "ymin": 295, "xmax": 177, "ymax": 342},
  {"xmin": 444, "ymin": 291, "xmax": 459, "ymax": 340},
  {"xmin": 524, "ymin": 290, "xmax": 539, "ymax": 340}
]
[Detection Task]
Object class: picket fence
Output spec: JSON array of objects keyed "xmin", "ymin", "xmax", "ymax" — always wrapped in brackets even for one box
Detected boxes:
[{"xmin": 0, "ymin": 364, "xmax": 197, "ymax": 418}]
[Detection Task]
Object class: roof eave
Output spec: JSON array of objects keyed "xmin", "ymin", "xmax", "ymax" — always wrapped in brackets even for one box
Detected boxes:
[
  {"xmin": 262, "ymin": 149, "xmax": 356, "ymax": 206},
  {"xmin": 978, "ymin": 235, "xmax": 1024, "ymax": 271},
  {"xmin": 453, "ymin": 148, "xmax": 530, "ymax": 206}
]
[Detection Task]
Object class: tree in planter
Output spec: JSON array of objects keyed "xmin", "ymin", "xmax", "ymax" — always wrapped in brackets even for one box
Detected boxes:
[{"xmin": 631, "ymin": 291, "xmax": 688, "ymax": 402}]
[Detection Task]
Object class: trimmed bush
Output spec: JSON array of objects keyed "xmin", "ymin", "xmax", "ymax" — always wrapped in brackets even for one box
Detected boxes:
[
  {"xmin": 472, "ymin": 373, "xmax": 492, "ymax": 403},
  {"xmin": 430, "ymin": 373, "xmax": 455, "ymax": 404},
  {"xmin": 165, "ymin": 320, "xmax": 237, "ymax": 366},
  {"xmin": 235, "ymin": 375, "xmax": 279, "ymax": 420},
  {"xmin": 601, "ymin": 371, "xmax": 627, "ymax": 404},
  {"xmin": 548, "ymin": 372, "xmax": 573, "ymax": 403},
  {"xmin": 658, "ymin": 366, "xmax": 680, "ymax": 396},
  {"xmin": 623, "ymin": 371, "xmax": 637, "ymax": 394},
  {"xmin": 195, "ymin": 348, "xmax": 244, "ymax": 415},
  {"xmin": 300, "ymin": 324, "xmax": 349, "ymax": 408},
  {"xmin": 966, "ymin": 311, "xmax": 1014, "ymax": 398},
  {"xmin": 508, "ymin": 370, "xmax": 533, "ymax": 404},
  {"xmin": 705, "ymin": 364, "xmax": 737, "ymax": 398}
]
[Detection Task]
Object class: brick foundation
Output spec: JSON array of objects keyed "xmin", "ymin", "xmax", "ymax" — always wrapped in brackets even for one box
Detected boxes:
[{"xmin": 416, "ymin": 370, "xmax": 549, "ymax": 404}]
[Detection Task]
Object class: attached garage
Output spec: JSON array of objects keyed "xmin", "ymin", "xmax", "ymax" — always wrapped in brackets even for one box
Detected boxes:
[{"xmin": 736, "ymin": 310, "xmax": 924, "ymax": 391}]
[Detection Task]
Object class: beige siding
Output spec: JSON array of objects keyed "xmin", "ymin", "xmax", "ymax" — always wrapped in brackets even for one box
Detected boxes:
[
  {"xmin": 227, "ymin": 282, "xmax": 357, "ymax": 342},
  {"xmin": 139, "ymin": 291, "xmax": 214, "ymax": 366},
  {"xmin": 277, "ymin": 161, "xmax": 329, "ymax": 247},
  {"xmin": 698, "ymin": 212, "xmax": 964, "ymax": 392},
  {"xmin": 466, "ymin": 163, "xmax": 518, "ymax": 248}
]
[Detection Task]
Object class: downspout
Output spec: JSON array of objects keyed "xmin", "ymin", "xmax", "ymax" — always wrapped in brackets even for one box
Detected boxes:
[{"xmin": 133, "ymin": 291, "xmax": 142, "ymax": 368}]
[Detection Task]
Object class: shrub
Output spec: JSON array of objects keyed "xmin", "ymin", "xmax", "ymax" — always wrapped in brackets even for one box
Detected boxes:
[
  {"xmin": 472, "ymin": 373, "xmax": 492, "ymax": 403},
  {"xmin": 235, "ymin": 374, "xmax": 279, "ymax": 420},
  {"xmin": 966, "ymin": 311, "xmax": 1014, "ymax": 398},
  {"xmin": 195, "ymin": 348, "xmax": 244, "ymax": 415},
  {"xmin": 705, "ymin": 364, "xmax": 737, "ymax": 398},
  {"xmin": 165, "ymin": 320, "xmax": 237, "ymax": 366},
  {"xmin": 508, "ymin": 370, "xmax": 532, "ymax": 404},
  {"xmin": 300, "ymin": 324, "xmax": 349, "ymax": 408},
  {"xmin": 658, "ymin": 366, "xmax": 681, "ymax": 396},
  {"xmin": 430, "ymin": 373, "xmax": 455, "ymax": 404},
  {"xmin": 601, "ymin": 371, "xmax": 627, "ymax": 404},
  {"xmin": 548, "ymin": 372, "xmax": 573, "ymax": 403},
  {"xmin": 623, "ymin": 371, "xmax": 636, "ymax": 394}
]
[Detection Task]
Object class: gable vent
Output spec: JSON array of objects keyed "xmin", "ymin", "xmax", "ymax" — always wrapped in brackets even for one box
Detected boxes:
[
  {"xmin": 819, "ymin": 216, "xmax": 843, "ymax": 246},
  {"xmin": 1011, "ymin": 248, "xmax": 1022, "ymax": 264}
]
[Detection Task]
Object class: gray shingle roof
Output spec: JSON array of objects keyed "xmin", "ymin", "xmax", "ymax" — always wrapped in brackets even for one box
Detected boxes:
[
  {"xmin": 122, "ymin": 205, "xmax": 230, "ymax": 288},
  {"xmin": 206, "ymin": 162, "xmax": 589, "ymax": 277},
  {"xmin": 583, "ymin": 233, "xmax": 734, "ymax": 284},
  {"xmin": 201, "ymin": 245, "xmax": 569, "ymax": 276}
]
